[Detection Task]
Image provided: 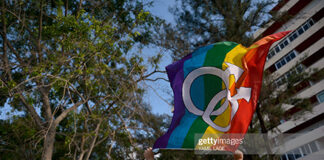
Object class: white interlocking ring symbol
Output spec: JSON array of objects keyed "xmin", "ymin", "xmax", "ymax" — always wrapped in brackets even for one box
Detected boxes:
[{"xmin": 182, "ymin": 62, "xmax": 251, "ymax": 132}]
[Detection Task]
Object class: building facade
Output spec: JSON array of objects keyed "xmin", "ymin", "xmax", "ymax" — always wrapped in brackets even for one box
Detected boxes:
[{"xmin": 254, "ymin": 0, "xmax": 324, "ymax": 159}]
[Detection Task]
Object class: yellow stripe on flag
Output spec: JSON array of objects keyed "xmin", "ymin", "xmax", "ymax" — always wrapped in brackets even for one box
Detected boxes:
[{"xmin": 195, "ymin": 44, "xmax": 248, "ymax": 149}]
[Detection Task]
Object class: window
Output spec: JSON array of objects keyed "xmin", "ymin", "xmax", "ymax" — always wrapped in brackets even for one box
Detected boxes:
[
  {"xmin": 287, "ymin": 151, "xmax": 295, "ymax": 160},
  {"xmin": 267, "ymin": 18, "xmax": 314, "ymax": 61},
  {"xmin": 301, "ymin": 144, "xmax": 310, "ymax": 156},
  {"xmin": 275, "ymin": 46, "xmax": 281, "ymax": 53},
  {"xmin": 279, "ymin": 77, "xmax": 285, "ymax": 85},
  {"xmin": 280, "ymin": 42, "xmax": 285, "ymax": 49},
  {"xmin": 281, "ymin": 155, "xmax": 288, "ymax": 160},
  {"xmin": 281, "ymin": 141, "xmax": 319, "ymax": 160},
  {"xmin": 281, "ymin": 59, "xmax": 287, "ymax": 66},
  {"xmin": 284, "ymin": 51, "xmax": 297, "ymax": 64},
  {"xmin": 289, "ymin": 32, "xmax": 298, "ymax": 41},
  {"xmin": 275, "ymin": 77, "xmax": 285, "ymax": 87},
  {"xmin": 275, "ymin": 61, "xmax": 282, "ymax": 69},
  {"xmin": 274, "ymin": 64, "xmax": 305, "ymax": 87},
  {"xmin": 297, "ymin": 27, "xmax": 304, "ymax": 35},
  {"xmin": 309, "ymin": 141, "xmax": 319, "ymax": 153},
  {"xmin": 293, "ymin": 149, "xmax": 302, "ymax": 159},
  {"xmin": 296, "ymin": 64, "xmax": 303, "ymax": 73},
  {"xmin": 274, "ymin": 50, "xmax": 297, "ymax": 70},
  {"xmin": 286, "ymin": 71, "xmax": 292, "ymax": 79},
  {"xmin": 291, "ymin": 69, "xmax": 297, "ymax": 75},
  {"xmin": 267, "ymin": 50, "xmax": 275, "ymax": 60},
  {"xmin": 302, "ymin": 23, "xmax": 310, "ymax": 31},
  {"xmin": 309, "ymin": 19, "xmax": 314, "ymax": 26},
  {"xmin": 283, "ymin": 39, "xmax": 289, "ymax": 46},
  {"xmin": 316, "ymin": 90, "xmax": 324, "ymax": 103},
  {"xmin": 286, "ymin": 54, "xmax": 292, "ymax": 62},
  {"xmin": 289, "ymin": 51, "xmax": 296, "ymax": 60}
]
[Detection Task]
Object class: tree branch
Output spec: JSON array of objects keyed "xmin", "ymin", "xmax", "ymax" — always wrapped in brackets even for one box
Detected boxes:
[
  {"xmin": 4, "ymin": 8, "xmax": 38, "ymax": 46},
  {"xmin": 37, "ymin": 0, "xmax": 43, "ymax": 62},
  {"xmin": 144, "ymin": 77, "xmax": 169, "ymax": 82},
  {"xmin": 1, "ymin": 34, "xmax": 24, "ymax": 64},
  {"xmin": 19, "ymin": 94, "xmax": 44, "ymax": 129},
  {"xmin": 1, "ymin": 0, "xmax": 10, "ymax": 79},
  {"xmin": 54, "ymin": 100, "xmax": 85, "ymax": 125},
  {"xmin": 84, "ymin": 119, "xmax": 102, "ymax": 160},
  {"xmin": 136, "ymin": 69, "xmax": 166, "ymax": 82}
]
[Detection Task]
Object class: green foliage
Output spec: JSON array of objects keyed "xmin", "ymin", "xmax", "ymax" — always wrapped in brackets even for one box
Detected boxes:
[
  {"xmin": 0, "ymin": 0, "xmax": 167, "ymax": 159},
  {"xmin": 155, "ymin": 0, "xmax": 277, "ymax": 60},
  {"xmin": 0, "ymin": 116, "xmax": 42, "ymax": 159}
]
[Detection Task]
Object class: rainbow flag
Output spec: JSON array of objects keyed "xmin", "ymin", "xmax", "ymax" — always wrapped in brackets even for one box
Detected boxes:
[{"xmin": 153, "ymin": 31, "xmax": 289, "ymax": 152}]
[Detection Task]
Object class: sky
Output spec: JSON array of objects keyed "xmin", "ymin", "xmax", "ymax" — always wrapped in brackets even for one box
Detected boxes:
[
  {"xmin": 149, "ymin": 0, "xmax": 176, "ymax": 23},
  {"xmin": 141, "ymin": 0, "xmax": 177, "ymax": 115}
]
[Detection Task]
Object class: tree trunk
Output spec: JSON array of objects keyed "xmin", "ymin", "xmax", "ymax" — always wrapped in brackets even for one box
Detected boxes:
[
  {"xmin": 255, "ymin": 103, "xmax": 272, "ymax": 156},
  {"xmin": 42, "ymin": 125, "xmax": 57, "ymax": 160},
  {"xmin": 256, "ymin": 103, "xmax": 267, "ymax": 133}
]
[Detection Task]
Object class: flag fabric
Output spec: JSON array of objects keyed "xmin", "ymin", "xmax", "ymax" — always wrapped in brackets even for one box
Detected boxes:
[{"xmin": 153, "ymin": 31, "xmax": 290, "ymax": 152}]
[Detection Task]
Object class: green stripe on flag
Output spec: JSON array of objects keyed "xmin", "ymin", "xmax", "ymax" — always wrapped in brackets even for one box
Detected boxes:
[{"xmin": 181, "ymin": 42, "xmax": 238, "ymax": 148}]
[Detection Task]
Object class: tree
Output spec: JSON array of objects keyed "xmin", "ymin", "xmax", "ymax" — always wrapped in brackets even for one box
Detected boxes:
[
  {"xmin": 155, "ymin": 0, "xmax": 277, "ymax": 60},
  {"xmin": 0, "ymin": 0, "xmax": 166, "ymax": 159}
]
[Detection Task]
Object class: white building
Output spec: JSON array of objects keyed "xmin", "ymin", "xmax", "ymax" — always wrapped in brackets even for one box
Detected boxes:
[{"xmin": 254, "ymin": 0, "xmax": 324, "ymax": 159}]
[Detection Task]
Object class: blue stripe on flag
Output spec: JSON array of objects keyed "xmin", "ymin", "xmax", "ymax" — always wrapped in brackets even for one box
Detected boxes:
[{"xmin": 166, "ymin": 45, "xmax": 213, "ymax": 148}]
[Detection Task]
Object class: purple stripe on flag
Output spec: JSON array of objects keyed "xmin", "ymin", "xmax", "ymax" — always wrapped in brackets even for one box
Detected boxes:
[{"xmin": 153, "ymin": 54, "xmax": 192, "ymax": 149}]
